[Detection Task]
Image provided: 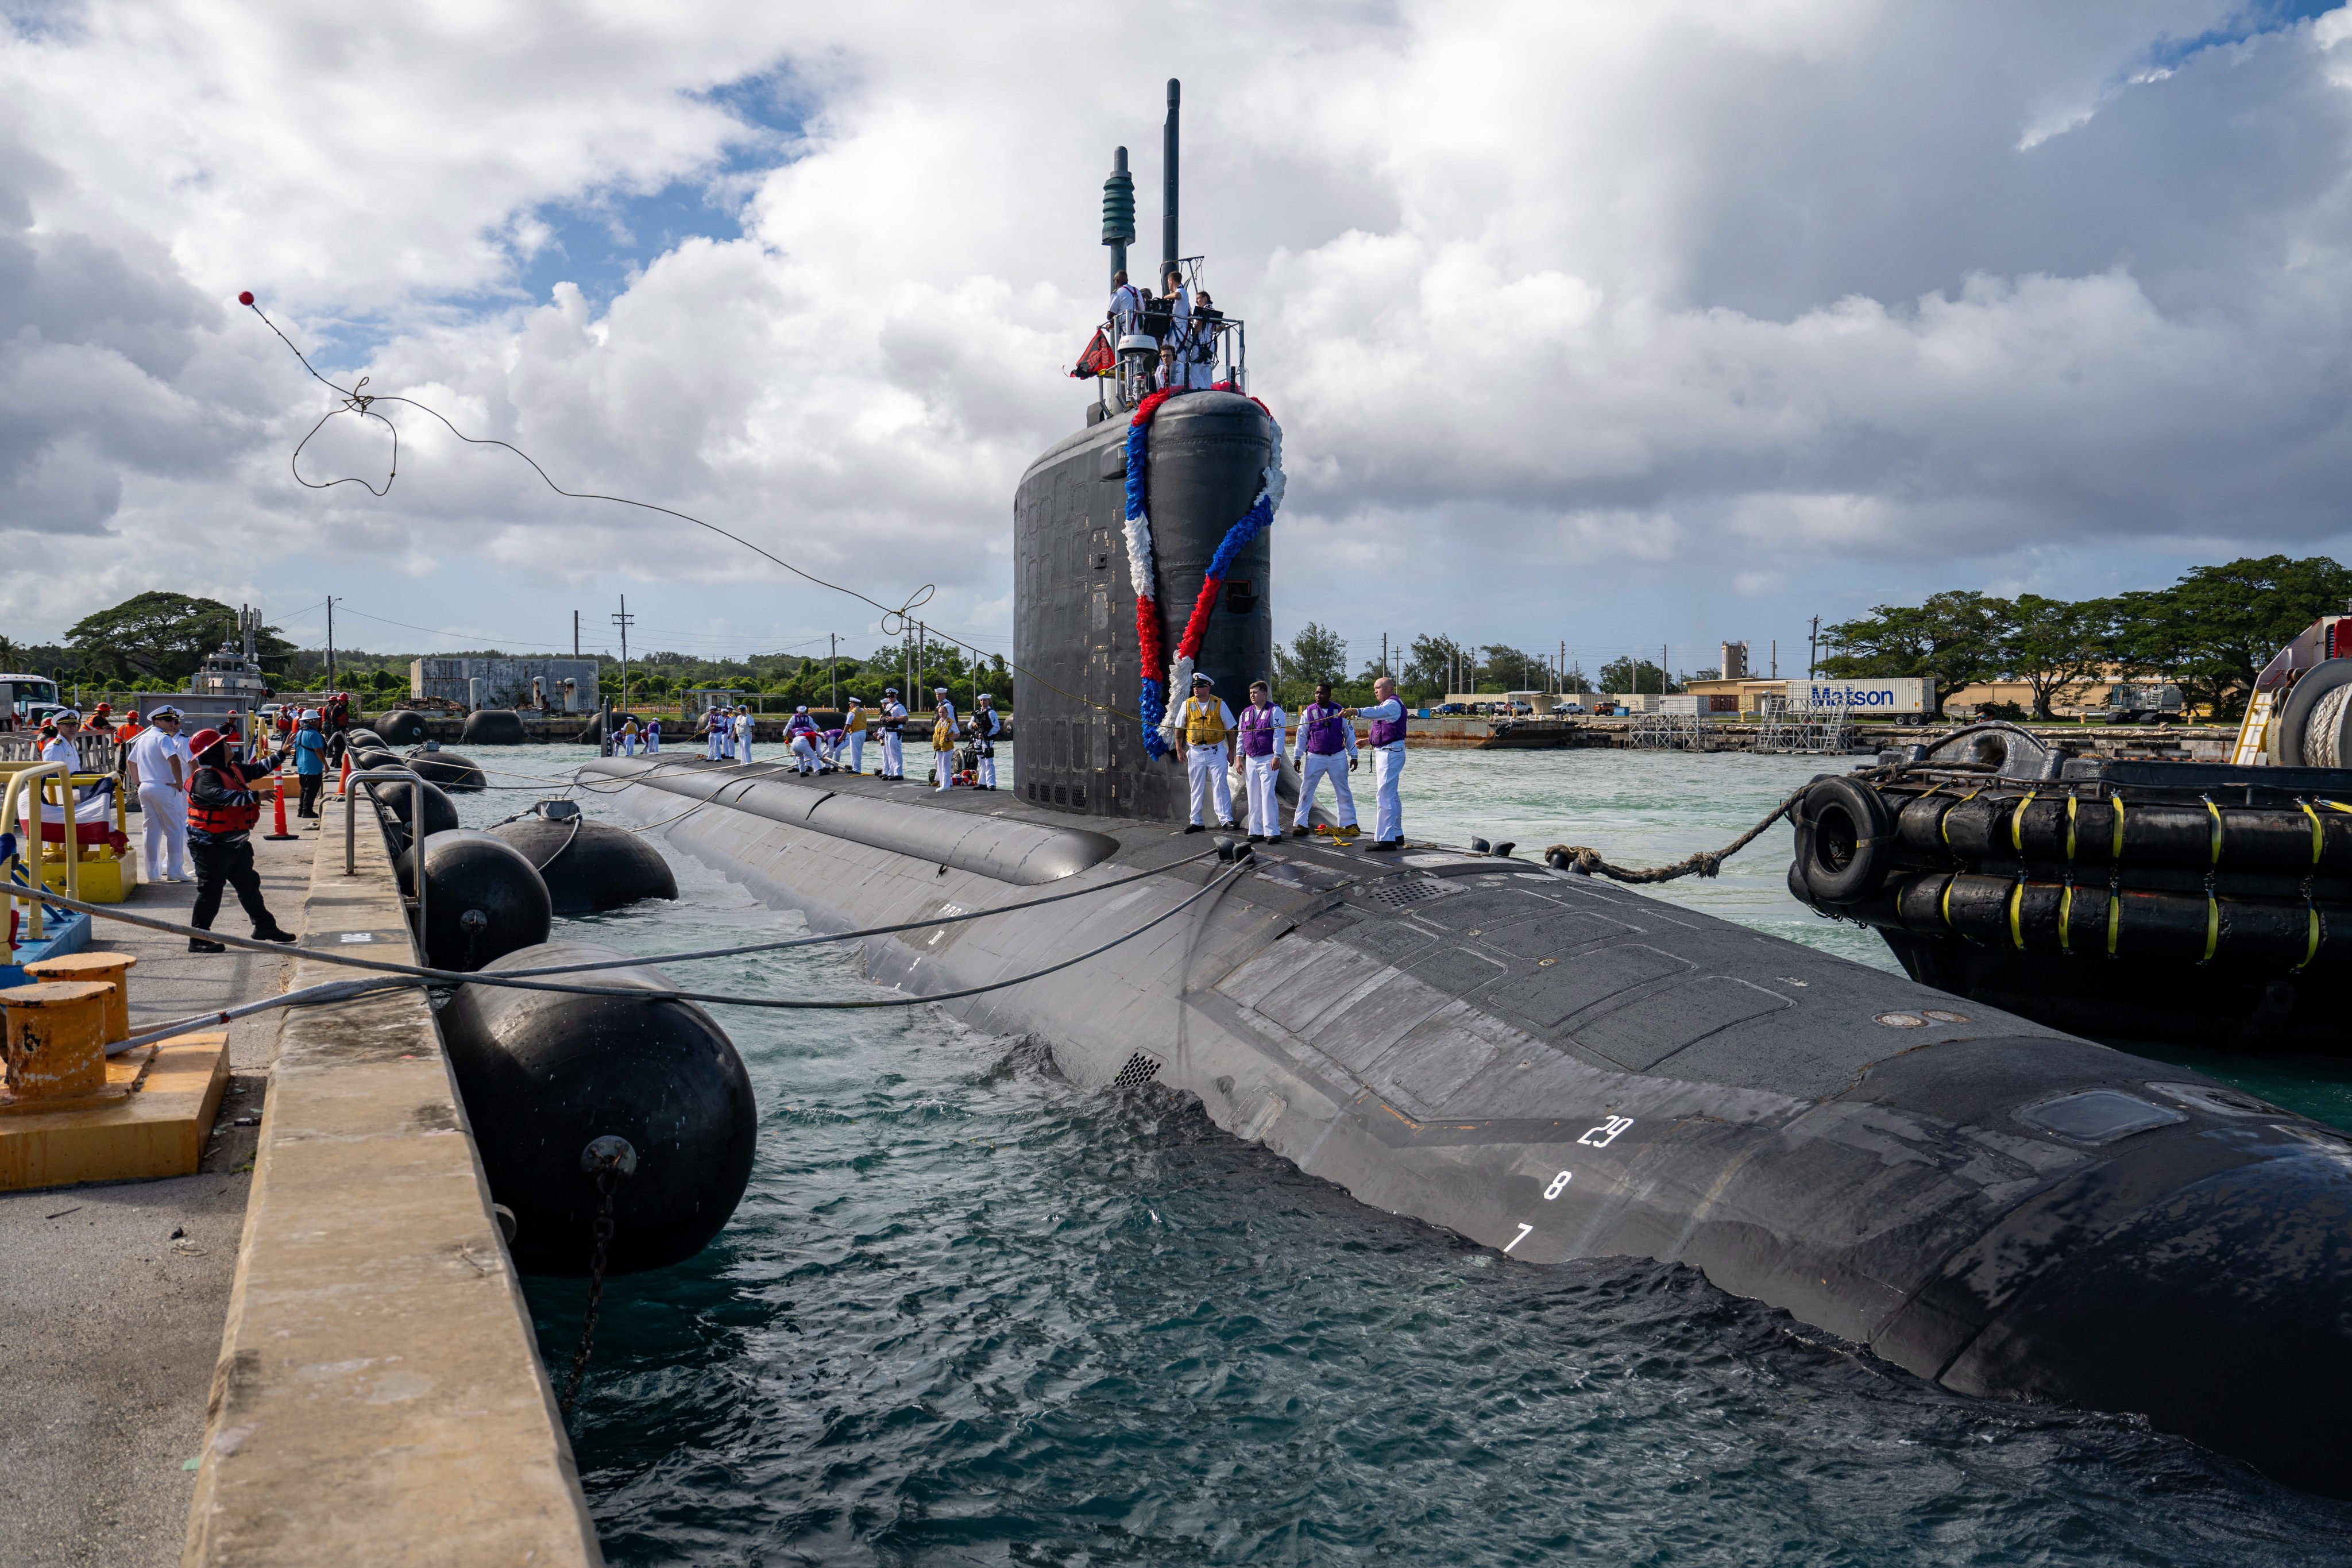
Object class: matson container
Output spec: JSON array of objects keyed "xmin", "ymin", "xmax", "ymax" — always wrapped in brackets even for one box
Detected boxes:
[{"xmin": 1781, "ymin": 678, "xmax": 1933, "ymax": 714}]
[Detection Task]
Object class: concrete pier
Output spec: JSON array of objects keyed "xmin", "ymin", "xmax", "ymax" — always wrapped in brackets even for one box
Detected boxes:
[{"xmin": 0, "ymin": 828, "xmax": 307, "ymax": 1566}]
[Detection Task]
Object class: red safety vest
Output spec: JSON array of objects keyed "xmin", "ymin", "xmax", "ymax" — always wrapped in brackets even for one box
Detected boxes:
[{"xmin": 187, "ymin": 764, "xmax": 263, "ymax": 836}]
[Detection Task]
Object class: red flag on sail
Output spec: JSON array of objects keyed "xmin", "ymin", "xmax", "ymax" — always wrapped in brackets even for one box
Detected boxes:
[{"xmin": 1069, "ymin": 327, "xmax": 1114, "ymax": 379}]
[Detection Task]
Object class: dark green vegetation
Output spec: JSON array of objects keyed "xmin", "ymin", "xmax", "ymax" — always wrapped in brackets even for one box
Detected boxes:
[
  {"xmin": 1271, "ymin": 628, "xmax": 1585, "ymax": 708},
  {"xmin": 1822, "ymin": 555, "xmax": 2352, "ymax": 720}
]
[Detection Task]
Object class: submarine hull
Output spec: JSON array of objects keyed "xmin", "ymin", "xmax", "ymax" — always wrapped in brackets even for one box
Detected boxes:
[{"xmin": 584, "ymin": 755, "xmax": 2352, "ymax": 1494}]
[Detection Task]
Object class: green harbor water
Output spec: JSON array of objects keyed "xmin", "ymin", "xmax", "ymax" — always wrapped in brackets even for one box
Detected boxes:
[{"xmin": 437, "ymin": 742, "xmax": 2352, "ymax": 1565}]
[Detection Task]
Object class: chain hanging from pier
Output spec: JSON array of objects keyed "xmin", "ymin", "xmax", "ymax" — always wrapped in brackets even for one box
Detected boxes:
[{"xmin": 1122, "ymin": 389, "xmax": 1285, "ymax": 758}]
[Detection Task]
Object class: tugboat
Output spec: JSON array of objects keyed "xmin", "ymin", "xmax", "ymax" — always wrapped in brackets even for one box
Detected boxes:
[
  {"xmin": 1789, "ymin": 609, "xmax": 2352, "ymax": 1052},
  {"xmin": 578, "ymin": 88, "xmax": 2352, "ymax": 1494}
]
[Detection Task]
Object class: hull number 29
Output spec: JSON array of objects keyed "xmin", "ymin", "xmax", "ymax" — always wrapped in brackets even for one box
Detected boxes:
[{"xmin": 1579, "ymin": 1115, "xmax": 1635, "ymax": 1148}]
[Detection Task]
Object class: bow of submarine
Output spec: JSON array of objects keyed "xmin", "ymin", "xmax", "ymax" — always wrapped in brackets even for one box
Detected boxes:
[{"xmin": 585, "ymin": 755, "xmax": 2352, "ymax": 1494}]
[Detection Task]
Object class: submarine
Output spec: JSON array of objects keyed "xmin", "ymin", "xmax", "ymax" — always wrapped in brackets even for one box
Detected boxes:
[{"xmin": 579, "ymin": 83, "xmax": 2352, "ymax": 1495}]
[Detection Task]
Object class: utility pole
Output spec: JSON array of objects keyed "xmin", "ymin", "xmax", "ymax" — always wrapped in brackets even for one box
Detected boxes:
[
  {"xmin": 612, "ymin": 596, "xmax": 636, "ymax": 712},
  {"xmin": 1771, "ymin": 639, "xmax": 1778, "ymax": 678},
  {"xmin": 573, "ymin": 610, "xmax": 580, "ymax": 658},
  {"xmin": 1663, "ymin": 642, "xmax": 1669, "ymax": 694},
  {"xmin": 1809, "ymin": 616, "xmax": 1820, "ymax": 680},
  {"xmin": 830, "ymin": 633, "xmax": 839, "ymax": 712},
  {"xmin": 325, "ymin": 596, "xmax": 334, "ymax": 693}
]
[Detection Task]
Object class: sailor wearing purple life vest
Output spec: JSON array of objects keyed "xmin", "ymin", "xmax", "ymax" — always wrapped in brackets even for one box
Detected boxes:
[
  {"xmin": 1234, "ymin": 680, "xmax": 1289, "ymax": 841},
  {"xmin": 1360, "ymin": 675, "xmax": 1408, "ymax": 851},
  {"xmin": 786, "ymin": 706, "xmax": 822, "ymax": 775},
  {"xmin": 1289, "ymin": 680, "xmax": 1360, "ymax": 841}
]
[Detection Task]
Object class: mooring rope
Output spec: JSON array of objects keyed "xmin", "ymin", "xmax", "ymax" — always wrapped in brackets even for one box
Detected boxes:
[
  {"xmin": 1543, "ymin": 764, "xmax": 1903, "ymax": 885},
  {"xmin": 20, "ymin": 853, "xmax": 1241, "ymax": 1015}
]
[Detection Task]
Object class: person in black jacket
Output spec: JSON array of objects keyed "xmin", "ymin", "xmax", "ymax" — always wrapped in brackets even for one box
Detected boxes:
[{"xmin": 183, "ymin": 727, "xmax": 298, "ymax": 953}]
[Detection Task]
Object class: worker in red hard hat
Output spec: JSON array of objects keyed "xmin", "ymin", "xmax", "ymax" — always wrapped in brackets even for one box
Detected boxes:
[{"xmin": 183, "ymin": 727, "xmax": 296, "ymax": 953}]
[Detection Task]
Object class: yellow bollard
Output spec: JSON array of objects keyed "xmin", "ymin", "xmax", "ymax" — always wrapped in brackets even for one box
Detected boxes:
[
  {"xmin": 22, "ymin": 952, "xmax": 137, "ymax": 1045},
  {"xmin": 0, "ymin": 981, "xmax": 115, "ymax": 1102}
]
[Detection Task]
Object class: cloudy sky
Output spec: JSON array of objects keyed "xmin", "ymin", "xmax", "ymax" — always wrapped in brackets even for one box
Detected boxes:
[{"xmin": 6, "ymin": 0, "xmax": 2351, "ymax": 681}]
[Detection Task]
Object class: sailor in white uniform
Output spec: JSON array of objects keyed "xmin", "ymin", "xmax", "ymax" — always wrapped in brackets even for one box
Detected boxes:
[
  {"xmin": 970, "ymin": 693, "xmax": 1002, "ymax": 789},
  {"xmin": 732, "ymin": 705, "xmax": 754, "ymax": 764},
  {"xmin": 932, "ymin": 687, "xmax": 959, "ymax": 790},
  {"xmin": 1110, "ymin": 271, "xmax": 1144, "ymax": 338},
  {"xmin": 1233, "ymin": 681, "xmax": 1288, "ymax": 841},
  {"xmin": 1360, "ymin": 676, "xmax": 1409, "ymax": 850},
  {"xmin": 1172, "ymin": 673, "xmax": 1237, "ymax": 832},
  {"xmin": 879, "ymin": 688, "xmax": 907, "ymax": 779},
  {"xmin": 839, "ymin": 697, "xmax": 868, "ymax": 775}
]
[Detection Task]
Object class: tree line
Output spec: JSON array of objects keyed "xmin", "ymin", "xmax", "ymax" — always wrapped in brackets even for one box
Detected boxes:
[
  {"xmin": 1267, "ymin": 626, "xmax": 1679, "ymax": 709},
  {"xmin": 1820, "ymin": 555, "xmax": 2352, "ymax": 721},
  {"xmin": 2, "ymin": 591, "xmax": 1014, "ymax": 712}
]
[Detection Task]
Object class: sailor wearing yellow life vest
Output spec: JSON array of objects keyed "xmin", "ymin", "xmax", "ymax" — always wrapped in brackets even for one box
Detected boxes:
[{"xmin": 1173, "ymin": 672, "xmax": 1239, "ymax": 833}]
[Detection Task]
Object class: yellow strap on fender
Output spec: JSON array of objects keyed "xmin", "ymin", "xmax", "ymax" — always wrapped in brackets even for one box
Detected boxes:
[
  {"xmin": 2110, "ymin": 795, "xmax": 2126, "ymax": 861},
  {"xmin": 2011, "ymin": 791, "xmax": 2036, "ymax": 856},
  {"xmin": 1941, "ymin": 789, "xmax": 1983, "ymax": 848},
  {"xmin": 2203, "ymin": 892, "xmax": 2220, "ymax": 963},
  {"xmin": 2304, "ymin": 800, "xmax": 2324, "ymax": 866},
  {"xmin": 2065, "ymin": 794, "xmax": 2078, "ymax": 861},
  {"xmin": 2203, "ymin": 796, "xmax": 2223, "ymax": 867},
  {"xmin": 2008, "ymin": 879, "xmax": 2026, "ymax": 950},
  {"xmin": 2106, "ymin": 886, "xmax": 2121, "ymax": 956},
  {"xmin": 1940, "ymin": 876, "xmax": 1956, "ymax": 929},
  {"xmin": 2059, "ymin": 882, "xmax": 2074, "ymax": 953},
  {"xmin": 2298, "ymin": 905, "xmax": 2321, "ymax": 972}
]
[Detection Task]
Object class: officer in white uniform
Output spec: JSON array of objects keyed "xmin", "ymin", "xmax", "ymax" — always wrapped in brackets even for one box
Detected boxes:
[
  {"xmin": 128, "ymin": 705, "xmax": 193, "ymax": 882},
  {"xmin": 733, "ymin": 705, "xmax": 755, "ymax": 764},
  {"xmin": 40, "ymin": 712, "xmax": 82, "ymax": 771},
  {"xmin": 879, "ymin": 688, "xmax": 907, "ymax": 779},
  {"xmin": 1233, "ymin": 680, "xmax": 1288, "ymax": 841},
  {"xmin": 1172, "ymin": 673, "xmax": 1237, "ymax": 833},
  {"xmin": 970, "ymin": 694, "xmax": 1002, "ymax": 789},
  {"xmin": 1359, "ymin": 675, "xmax": 1409, "ymax": 850}
]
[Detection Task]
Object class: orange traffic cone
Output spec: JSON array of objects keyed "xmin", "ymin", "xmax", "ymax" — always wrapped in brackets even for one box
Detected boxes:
[
  {"xmin": 338, "ymin": 749, "xmax": 352, "ymax": 798},
  {"xmin": 264, "ymin": 769, "xmax": 296, "ymax": 840}
]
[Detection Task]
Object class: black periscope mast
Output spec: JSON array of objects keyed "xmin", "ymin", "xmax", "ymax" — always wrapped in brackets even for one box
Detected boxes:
[
  {"xmin": 580, "ymin": 83, "xmax": 2352, "ymax": 1494},
  {"xmin": 1790, "ymin": 608, "xmax": 2352, "ymax": 1053}
]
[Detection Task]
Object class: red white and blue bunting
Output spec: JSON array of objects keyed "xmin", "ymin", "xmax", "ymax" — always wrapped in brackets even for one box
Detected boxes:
[{"xmin": 1122, "ymin": 389, "xmax": 1285, "ymax": 759}]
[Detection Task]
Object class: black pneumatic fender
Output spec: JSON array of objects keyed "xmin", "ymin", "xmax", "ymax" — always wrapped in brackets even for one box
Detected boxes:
[
  {"xmin": 377, "ymin": 710, "xmax": 430, "ymax": 745},
  {"xmin": 438, "ymin": 942, "xmax": 757, "ymax": 1276},
  {"xmin": 486, "ymin": 816, "xmax": 678, "ymax": 914},
  {"xmin": 461, "ymin": 708, "xmax": 528, "ymax": 746},
  {"xmin": 1797, "ymin": 776, "xmax": 1895, "ymax": 904},
  {"xmin": 406, "ymin": 746, "xmax": 488, "ymax": 791},
  {"xmin": 414, "ymin": 832, "xmax": 552, "ymax": 970}
]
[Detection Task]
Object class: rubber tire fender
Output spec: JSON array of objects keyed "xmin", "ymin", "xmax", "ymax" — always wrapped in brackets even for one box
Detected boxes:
[{"xmin": 1797, "ymin": 775, "xmax": 1896, "ymax": 905}]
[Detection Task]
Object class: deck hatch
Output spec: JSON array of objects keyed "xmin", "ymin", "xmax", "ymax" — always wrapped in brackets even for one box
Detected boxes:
[{"xmin": 1360, "ymin": 878, "xmax": 1459, "ymax": 909}]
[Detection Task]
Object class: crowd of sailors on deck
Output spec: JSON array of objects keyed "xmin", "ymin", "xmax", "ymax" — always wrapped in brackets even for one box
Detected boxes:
[
  {"xmin": 1110, "ymin": 268, "xmax": 1223, "ymax": 392},
  {"xmin": 678, "ymin": 692, "xmax": 1004, "ymax": 791},
  {"xmin": 642, "ymin": 675, "xmax": 1405, "ymax": 845}
]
